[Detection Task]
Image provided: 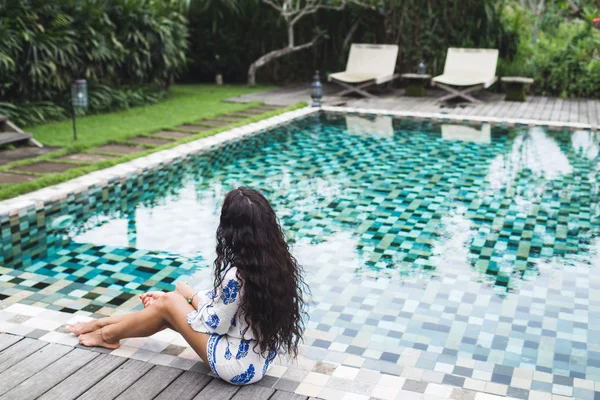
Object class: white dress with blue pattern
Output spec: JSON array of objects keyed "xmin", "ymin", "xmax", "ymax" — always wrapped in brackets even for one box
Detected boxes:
[{"xmin": 186, "ymin": 268, "xmax": 274, "ymax": 385}]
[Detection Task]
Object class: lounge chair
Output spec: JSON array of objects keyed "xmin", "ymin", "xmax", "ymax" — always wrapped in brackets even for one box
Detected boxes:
[
  {"xmin": 432, "ymin": 48, "xmax": 499, "ymax": 103},
  {"xmin": 441, "ymin": 123, "xmax": 491, "ymax": 144},
  {"xmin": 329, "ymin": 44, "xmax": 399, "ymax": 98}
]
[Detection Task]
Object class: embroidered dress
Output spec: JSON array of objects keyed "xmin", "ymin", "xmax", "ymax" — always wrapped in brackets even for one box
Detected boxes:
[{"xmin": 186, "ymin": 268, "xmax": 275, "ymax": 385}]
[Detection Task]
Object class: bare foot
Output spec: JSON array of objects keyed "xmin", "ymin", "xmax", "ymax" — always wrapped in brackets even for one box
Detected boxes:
[
  {"xmin": 78, "ymin": 329, "xmax": 120, "ymax": 350},
  {"xmin": 67, "ymin": 320, "xmax": 100, "ymax": 336},
  {"xmin": 139, "ymin": 291, "xmax": 165, "ymax": 308}
]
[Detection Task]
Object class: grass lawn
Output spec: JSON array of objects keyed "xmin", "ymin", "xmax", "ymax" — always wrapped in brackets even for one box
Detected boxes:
[
  {"xmin": 0, "ymin": 84, "xmax": 307, "ymax": 201},
  {"xmin": 28, "ymin": 84, "xmax": 273, "ymax": 148}
]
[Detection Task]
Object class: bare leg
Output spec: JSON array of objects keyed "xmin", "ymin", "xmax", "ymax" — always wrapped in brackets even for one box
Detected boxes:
[
  {"xmin": 68, "ymin": 314, "xmax": 129, "ymax": 336},
  {"xmin": 68, "ymin": 291, "xmax": 167, "ymax": 335},
  {"xmin": 78, "ymin": 292, "xmax": 210, "ymax": 364}
]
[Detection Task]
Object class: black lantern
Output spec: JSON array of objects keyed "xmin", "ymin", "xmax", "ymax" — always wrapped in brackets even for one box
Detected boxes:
[
  {"xmin": 311, "ymin": 70, "xmax": 323, "ymax": 107},
  {"xmin": 70, "ymin": 79, "xmax": 88, "ymax": 140}
]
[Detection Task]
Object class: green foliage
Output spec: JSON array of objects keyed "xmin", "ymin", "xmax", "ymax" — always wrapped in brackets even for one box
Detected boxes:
[
  {"xmin": 500, "ymin": 0, "xmax": 600, "ymax": 97},
  {"xmin": 0, "ymin": 0, "xmax": 189, "ymax": 126},
  {"xmin": 0, "ymin": 101, "xmax": 66, "ymax": 127},
  {"xmin": 183, "ymin": 0, "xmax": 518, "ymax": 84},
  {"xmin": 88, "ymin": 84, "xmax": 167, "ymax": 113},
  {"xmin": 534, "ymin": 21, "xmax": 600, "ymax": 97}
]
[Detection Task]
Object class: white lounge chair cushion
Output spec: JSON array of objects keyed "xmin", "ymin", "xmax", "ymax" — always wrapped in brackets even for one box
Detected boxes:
[
  {"xmin": 432, "ymin": 48, "xmax": 499, "ymax": 88},
  {"xmin": 432, "ymin": 74, "xmax": 497, "ymax": 88},
  {"xmin": 328, "ymin": 44, "xmax": 398, "ymax": 84}
]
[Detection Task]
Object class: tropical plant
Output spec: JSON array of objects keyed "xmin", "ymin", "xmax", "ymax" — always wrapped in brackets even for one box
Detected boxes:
[
  {"xmin": 0, "ymin": 0, "xmax": 189, "ymax": 127},
  {"xmin": 186, "ymin": 0, "xmax": 518, "ymax": 85}
]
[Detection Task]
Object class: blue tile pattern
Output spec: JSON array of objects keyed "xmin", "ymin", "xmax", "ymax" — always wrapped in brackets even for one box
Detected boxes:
[{"xmin": 1, "ymin": 113, "xmax": 599, "ymax": 397}]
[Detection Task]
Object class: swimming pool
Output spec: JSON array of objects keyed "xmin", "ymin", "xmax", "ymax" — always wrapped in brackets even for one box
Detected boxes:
[{"xmin": 1, "ymin": 112, "xmax": 599, "ymax": 394}]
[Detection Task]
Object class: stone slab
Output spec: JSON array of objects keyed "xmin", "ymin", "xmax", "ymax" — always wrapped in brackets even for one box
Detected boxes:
[
  {"xmin": 128, "ymin": 137, "xmax": 173, "ymax": 146},
  {"xmin": 0, "ymin": 172, "xmax": 36, "ymax": 184},
  {"xmin": 16, "ymin": 161, "xmax": 78, "ymax": 174},
  {"xmin": 58, "ymin": 153, "xmax": 116, "ymax": 163},
  {"xmin": 151, "ymin": 131, "xmax": 194, "ymax": 139},
  {"xmin": 93, "ymin": 144, "xmax": 144, "ymax": 155}
]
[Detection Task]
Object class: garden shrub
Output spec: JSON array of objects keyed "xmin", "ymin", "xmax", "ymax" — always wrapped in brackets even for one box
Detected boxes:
[
  {"xmin": 0, "ymin": 0, "xmax": 188, "ymax": 127},
  {"xmin": 183, "ymin": 0, "xmax": 518, "ymax": 85}
]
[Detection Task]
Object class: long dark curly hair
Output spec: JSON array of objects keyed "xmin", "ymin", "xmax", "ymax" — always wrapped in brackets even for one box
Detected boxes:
[{"xmin": 213, "ymin": 187, "xmax": 307, "ymax": 358}]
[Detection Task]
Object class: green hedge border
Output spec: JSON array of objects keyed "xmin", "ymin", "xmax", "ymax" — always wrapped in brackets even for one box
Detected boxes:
[{"xmin": 0, "ymin": 102, "xmax": 307, "ymax": 201}]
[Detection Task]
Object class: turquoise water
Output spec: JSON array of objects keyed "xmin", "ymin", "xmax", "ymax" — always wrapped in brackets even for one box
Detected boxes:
[{"xmin": 6, "ymin": 113, "xmax": 600, "ymax": 382}]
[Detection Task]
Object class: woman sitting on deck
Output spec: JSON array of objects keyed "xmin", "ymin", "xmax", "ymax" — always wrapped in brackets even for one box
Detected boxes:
[{"xmin": 68, "ymin": 187, "xmax": 307, "ymax": 386}]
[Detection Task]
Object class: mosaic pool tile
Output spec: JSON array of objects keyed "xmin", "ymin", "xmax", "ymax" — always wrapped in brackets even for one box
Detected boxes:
[{"xmin": 1, "ymin": 112, "xmax": 599, "ymax": 399}]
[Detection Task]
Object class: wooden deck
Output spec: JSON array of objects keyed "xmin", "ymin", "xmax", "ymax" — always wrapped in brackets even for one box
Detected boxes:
[
  {"xmin": 0, "ymin": 115, "xmax": 36, "ymax": 147},
  {"xmin": 226, "ymin": 84, "xmax": 600, "ymax": 129},
  {"xmin": 0, "ymin": 334, "xmax": 312, "ymax": 400}
]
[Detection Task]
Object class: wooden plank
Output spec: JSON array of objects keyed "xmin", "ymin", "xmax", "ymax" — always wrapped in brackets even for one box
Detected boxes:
[
  {"xmin": 568, "ymin": 98, "xmax": 579, "ymax": 123},
  {"xmin": 532, "ymin": 96, "xmax": 548, "ymax": 120},
  {"xmin": 587, "ymin": 100, "xmax": 598, "ymax": 127},
  {"xmin": 271, "ymin": 392, "xmax": 308, "ymax": 400},
  {"xmin": 594, "ymin": 100, "xmax": 600, "ymax": 128},
  {"xmin": 78, "ymin": 359, "xmax": 153, "ymax": 400},
  {"xmin": 480, "ymin": 97, "xmax": 504, "ymax": 118},
  {"xmin": 560, "ymin": 98, "xmax": 573, "ymax": 122},
  {"xmin": 38, "ymin": 354, "xmax": 127, "ymax": 400},
  {"xmin": 155, "ymin": 371, "xmax": 212, "ymax": 400},
  {"xmin": 0, "ymin": 132, "xmax": 32, "ymax": 145},
  {"xmin": 492, "ymin": 97, "xmax": 514, "ymax": 119},
  {"xmin": 0, "ymin": 343, "xmax": 72, "ymax": 396},
  {"xmin": 503, "ymin": 96, "xmax": 531, "ymax": 119},
  {"xmin": 0, "ymin": 334, "xmax": 22, "ymax": 352},
  {"xmin": 231, "ymin": 385, "xmax": 276, "ymax": 400},
  {"xmin": 559, "ymin": 98, "xmax": 570, "ymax": 122},
  {"xmin": 0, "ymin": 348, "xmax": 98, "ymax": 400},
  {"xmin": 541, "ymin": 97, "xmax": 555, "ymax": 121},
  {"xmin": 549, "ymin": 97, "xmax": 564, "ymax": 122},
  {"xmin": 116, "ymin": 365, "xmax": 183, "ymax": 400},
  {"xmin": 578, "ymin": 99, "xmax": 588, "ymax": 125},
  {"xmin": 0, "ymin": 337, "xmax": 46, "ymax": 374},
  {"xmin": 193, "ymin": 379, "xmax": 240, "ymax": 400}
]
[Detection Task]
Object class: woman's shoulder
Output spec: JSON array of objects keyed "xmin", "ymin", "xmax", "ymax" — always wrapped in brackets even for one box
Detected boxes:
[{"xmin": 224, "ymin": 267, "xmax": 239, "ymax": 282}]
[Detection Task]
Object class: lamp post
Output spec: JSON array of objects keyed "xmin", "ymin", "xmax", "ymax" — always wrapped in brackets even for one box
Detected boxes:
[
  {"xmin": 70, "ymin": 79, "xmax": 88, "ymax": 141},
  {"xmin": 311, "ymin": 70, "xmax": 323, "ymax": 107}
]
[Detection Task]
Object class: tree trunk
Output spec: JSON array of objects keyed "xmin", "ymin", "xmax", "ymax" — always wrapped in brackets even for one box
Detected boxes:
[{"xmin": 247, "ymin": 39, "xmax": 317, "ymax": 85}]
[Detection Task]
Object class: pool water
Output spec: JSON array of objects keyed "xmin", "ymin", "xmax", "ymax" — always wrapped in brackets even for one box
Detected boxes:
[{"xmin": 5, "ymin": 113, "xmax": 600, "ymax": 382}]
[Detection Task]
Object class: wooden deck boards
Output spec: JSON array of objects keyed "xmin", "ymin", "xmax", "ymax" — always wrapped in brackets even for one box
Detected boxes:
[
  {"xmin": 227, "ymin": 84, "xmax": 599, "ymax": 128},
  {"xmin": 0, "ymin": 334, "xmax": 309, "ymax": 400}
]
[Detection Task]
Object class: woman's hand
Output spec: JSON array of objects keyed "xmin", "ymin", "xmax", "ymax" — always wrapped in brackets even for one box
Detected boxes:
[{"xmin": 175, "ymin": 281, "xmax": 195, "ymax": 300}]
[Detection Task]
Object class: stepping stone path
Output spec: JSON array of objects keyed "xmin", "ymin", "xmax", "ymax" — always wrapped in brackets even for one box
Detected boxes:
[
  {"xmin": 58, "ymin": 153, "xmax": 116, "ymax": 163},
  {"xmin": 223, "ymin": 114, "xmax": 251, "ymax": 119},
  {"xmin": 16, "ymin": 161, "xmax": 78, "ymax": 174},
  {"xmin": 0, "ymin": 172, "xmax": 36, "ymax": 184},
  {"xmin": 93, "ymin": 144, "xmax": 144, "ymax": 155},
  {"xmin": 175, "ymin": 125, "xmax": 211, "ymax": 132},
  {"xmin": 150, "ymin": 131, "xmax": 194, "ymax": 139},
  {"xmin": 193, "ymin": 119, "xmax": 231, "ymax": 127},
  {"xmin": 218, "ymin": 115, "xmax": 246, "ymax": 122},
  {"xmin": 0, "ymin": 147, "xmax": 58, "ymax": 166},
  {"xmin": 128, "ymin": 137, "xmax": 172, "ymax": 146}
]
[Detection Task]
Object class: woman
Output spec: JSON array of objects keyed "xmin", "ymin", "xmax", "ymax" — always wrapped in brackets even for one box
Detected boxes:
[{"xmin": 68, "ymin": 187, "xmax": 307, "ymax": 385}]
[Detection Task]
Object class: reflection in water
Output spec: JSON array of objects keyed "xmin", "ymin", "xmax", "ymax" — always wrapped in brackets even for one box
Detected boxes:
[
  {"xmin": 572, "ymin": 130, "xmax": 599, "ymax": 160},
  {"xmin": 61, "ymin": 117, "xmax": 599, "ymax": 293},
  {"xmin": 346, "ymin": 115, "xmax": 394, "ymax": 138},
  {"xmin": 441, "ymin": 123, "xmax": 491, "ymax": 143}
]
